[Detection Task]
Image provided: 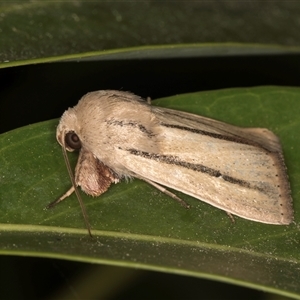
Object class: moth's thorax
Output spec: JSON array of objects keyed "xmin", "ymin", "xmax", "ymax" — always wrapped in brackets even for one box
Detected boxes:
[
  {"xmin": 76, "ymin": 92, "xmax": 162, "ymax": 176},
  {"xmin": 57, "ymin": 91, "xmax": 162, "ymax": 177}
]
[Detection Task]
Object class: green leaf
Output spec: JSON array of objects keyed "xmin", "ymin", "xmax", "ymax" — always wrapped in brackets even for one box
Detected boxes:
[
  {"xmin": 0, "ymin": 86, "xmax": 299, "ymax": 298},
  {"xmin": 2, "ymin": 1, "xmax": 300, "ymax": 63}
]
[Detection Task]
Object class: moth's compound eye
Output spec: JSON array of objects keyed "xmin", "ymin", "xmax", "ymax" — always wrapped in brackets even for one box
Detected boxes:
[{"xmin": 65, "ymin": 131, "xmax": 81, "ymax": 150}]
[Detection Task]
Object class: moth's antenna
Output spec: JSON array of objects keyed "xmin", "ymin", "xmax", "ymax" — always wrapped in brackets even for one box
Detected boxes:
[{"xmin": 61, "ymin": 136, "xmax": 92, "ymax": 237}]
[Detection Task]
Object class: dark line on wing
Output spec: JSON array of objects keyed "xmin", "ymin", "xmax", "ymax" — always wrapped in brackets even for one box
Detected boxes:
[
  {"xmin": 161, "ymin": 110, "xmax": 226, "ymax": 128},
  {"xmin": 159, "ymin": 109, "xmax": 275, "ymax": 149},
  {"xmin": 126, "ymin": 148, "xmax": 268, "ymax": 193},
  {"xmin": 161, "ymin": 122, "xmax": 254, "ymax": 146},
  {"xmin": 161, "ymin": 110, "xmax": 230, "ymax": 131},
  {"xmin": 106, "ymin": 119, "xmax": 155, "ymax": 138}
]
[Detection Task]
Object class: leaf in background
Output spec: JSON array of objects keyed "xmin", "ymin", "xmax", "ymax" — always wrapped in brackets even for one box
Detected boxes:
[
  {"xmin": 1, "ymin": 1, "xmax": 300, "ymax": 63},
  {"xmin": 0, "ymin": 86, "xmax": 299, "ymax": 297}
]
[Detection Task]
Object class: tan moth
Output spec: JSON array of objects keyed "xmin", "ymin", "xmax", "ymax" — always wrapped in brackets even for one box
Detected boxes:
[{"xmin": 48, "ymin": 90, "xmax": 293, "ymax": 234}]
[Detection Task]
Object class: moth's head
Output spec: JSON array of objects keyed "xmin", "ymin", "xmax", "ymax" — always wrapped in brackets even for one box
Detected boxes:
[{"xmin": 56, "ymin": 107, "xmax": 82, "ymax": 152}]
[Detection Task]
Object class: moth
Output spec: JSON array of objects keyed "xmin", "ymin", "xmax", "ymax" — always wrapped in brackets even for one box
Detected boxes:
[{"xmin": 48, "ymin": 90, "xmax": 293, "ymax": 234}]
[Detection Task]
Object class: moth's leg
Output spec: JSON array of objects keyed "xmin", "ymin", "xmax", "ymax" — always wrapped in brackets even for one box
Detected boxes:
[
  {"xmin": 140, "ymin": 177, "xmax": 190, "ymax": 209},
  {"xmin": 226, "ymin": 211, "xmax": 235, "ymax": 223},
  {"xmin": 46, "ymin": 186, "xmax": 75, "ymax": 209}
]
